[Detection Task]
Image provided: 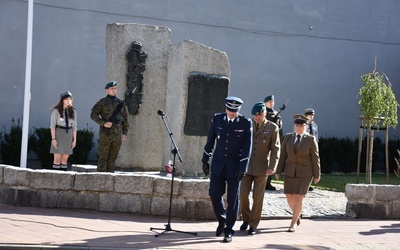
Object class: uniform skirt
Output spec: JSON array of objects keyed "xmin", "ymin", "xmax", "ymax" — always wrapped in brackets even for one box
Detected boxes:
[
  {"xmin": 50, "ymin": 127, "xmax": 73, "ymax": 155},
  {"xmin": 283, "ymin": 175, "xmax": 313, "ymax": 196}
]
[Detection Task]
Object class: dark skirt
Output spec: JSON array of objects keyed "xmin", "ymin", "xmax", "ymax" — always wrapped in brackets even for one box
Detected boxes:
[
  {"xmin": 50, "ymin": 127, "xmax": 73, "ymax": 155},
  {"xmin": 283, "ymin": 175, "xmax": 313, "ymax": 195}
]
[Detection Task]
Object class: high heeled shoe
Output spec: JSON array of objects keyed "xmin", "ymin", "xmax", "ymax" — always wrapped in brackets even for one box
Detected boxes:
[
  {"xmin": 287, "ymin": 227, "xmax": 295, "ymax": 232},
  {"xmin": 297, "ymin": 213, "xmax": 303, "ymax": 226}
]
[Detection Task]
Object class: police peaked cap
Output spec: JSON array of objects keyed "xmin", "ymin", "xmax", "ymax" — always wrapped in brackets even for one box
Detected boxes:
[
  {"xmin": 105, "ymin": 81, "xmax": 117, "ymax": 89},
  {"xmin": 225, "ymin": 96, "xmax": 243, "ymax": 112}
]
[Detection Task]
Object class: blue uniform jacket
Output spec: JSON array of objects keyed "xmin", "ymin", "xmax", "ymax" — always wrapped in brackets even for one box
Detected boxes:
[{"xmin": 202, "ymin": 113, "xmax": 253, "ymax": 178}]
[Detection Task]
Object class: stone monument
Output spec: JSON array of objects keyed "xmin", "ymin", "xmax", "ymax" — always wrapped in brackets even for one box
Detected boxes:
[{"xmin": 106, "ymin": 23, "xmax": 230, "ymax": 176}]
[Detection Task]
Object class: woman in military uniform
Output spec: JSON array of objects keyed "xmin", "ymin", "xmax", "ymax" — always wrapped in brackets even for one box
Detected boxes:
[{"xmin": 275, "ymin": 114, "xmax": 320, "ymax": 232}]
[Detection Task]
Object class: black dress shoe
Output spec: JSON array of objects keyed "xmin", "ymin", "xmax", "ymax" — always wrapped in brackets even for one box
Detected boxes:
[
  {"xmin": 240, "ymin": 221, "xmax": 248, "ymax": 231},
  {"xmin": 223, "ymin": 234, "xmax": 232, "ymax": 243},
  {"xmin": 216, "ymin": 223, "xmax": 224, "ymax": 236},
  {"xmin": 266, "ymin": 184, "xmax": 276, "ymax": 191},
  {"xmin": 248, "ymin": 227, "xmax": 256, "ymax": 235}
]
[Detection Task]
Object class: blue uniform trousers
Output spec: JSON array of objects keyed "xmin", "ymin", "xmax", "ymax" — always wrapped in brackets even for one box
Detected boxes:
[{"xmin": 209, "ymin": 166, "xmax": 240, "ymax": 236}]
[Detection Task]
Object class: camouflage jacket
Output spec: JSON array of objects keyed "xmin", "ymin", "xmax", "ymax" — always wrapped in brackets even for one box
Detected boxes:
[
  {"xmin": 90, "ymin": 95, "xmax": 129, "ymax": 135},
  {"xmin": 266, "ymin": 109, "xmax": 283, "ymax": 139}
]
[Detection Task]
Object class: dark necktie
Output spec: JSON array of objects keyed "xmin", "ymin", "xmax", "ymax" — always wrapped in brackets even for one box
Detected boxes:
[
  {"xmin": 309, "ymin": 124, "xmax": 313, "ymax": 135},
  {"xmin": 256, "ymin": 123, "xmax": 260, "ymax": 132},
  {"xmin": 228, "ymin": 120, "xmax": 232, "ymax": 127},
  {"xmin": 294, "ymin": 134, "xmax": 301, "ymax": 152},
  {"xmin": 65, "ymin": 109, "xmax": 69, "ymax": 134}
]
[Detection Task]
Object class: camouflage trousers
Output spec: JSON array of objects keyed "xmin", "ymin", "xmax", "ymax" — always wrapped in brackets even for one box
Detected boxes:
[{"xmin": 97, "ymin": 131, "xmax": 122, "ymax": 172}]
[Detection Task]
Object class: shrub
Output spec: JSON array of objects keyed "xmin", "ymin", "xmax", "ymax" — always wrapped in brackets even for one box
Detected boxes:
[
  {"xmin": 28, "ymin": 124, "xmax": 95, "ymax": 168},
  {"xmin": 0, "ymin": 125, "xmax": 4, "ymax": 141},
  {"xmin": 388, "ymin": 137, "xmax": 400, "ymax": 173},
  {"xmin": 336, "ymin": 137, "xmax": 358, "ymax": 173},
  {"xmin": 28, "ymin": 127, "xmax": 53, "ymax": 169},
  {"xmin": 318, "ymin": 136, "xmax": 397, "ymax": 174},
  {"xmin": 318, "ymin": 136, "xmax": 337, "ymax": 174},
  {"xmin": 69, "ymin": 124, "xmax": 95, "ymax": 164},
  {"xmin": 0, "ymin": 118, "xmax": 22, "ymax": 166}
]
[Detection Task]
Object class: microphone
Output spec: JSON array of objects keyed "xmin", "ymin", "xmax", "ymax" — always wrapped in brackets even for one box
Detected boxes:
[{"xmin": 157, "ymin": 110, "xmax": 165, "ymax": 116}]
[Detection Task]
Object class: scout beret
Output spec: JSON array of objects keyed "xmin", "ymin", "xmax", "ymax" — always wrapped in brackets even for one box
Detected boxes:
[
  {"xmin": 225, "ymin": 96, "xmax": 243, "ymax": 112},
  {"xmin": 251, "ymin": 102, "xmax": 266, "ymax": 115},
  {"xmin": 304, "ymin": 108, "xmax": 315, "ymax": 115},
  {"xmin": 60, "ymin": 91, "xmax": 72, "ymax": 99},
  {"xmin": 293, "ymin": 114, "xmax": 309, "ymax": 124},
  {"xmin": 105, "ymin": 81, "xmax": 117, "ymax": 89},
  {"xmin": 264, "ymin": 95, "xmax": 274, "ymax": 102}
]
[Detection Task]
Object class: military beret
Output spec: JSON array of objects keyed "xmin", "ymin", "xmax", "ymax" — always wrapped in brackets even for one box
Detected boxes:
[
  {"xmin": 60, "ymin": 91, "xmax": 72, "ymax": 99},
  {"xmin": 264, "ymin": 95, "xmax": 274, "ymax": 102},
  {"xmin": 304, "ymin": 108, "xmax": 315, "ymax": 115},
  {"xmin": 225, "ymin": 96, "xmax": 243, "ymax": 112},
  {"xmin": 251, "ymin": 102, "xmax": 266, "ymax": 115},
  {"xmin": 105, "ymin": 81, "xmax": 117, "ymax": 89},
  {"xmin": 293, "ymin": 114, "xmax": 309, "ymax": 124}
]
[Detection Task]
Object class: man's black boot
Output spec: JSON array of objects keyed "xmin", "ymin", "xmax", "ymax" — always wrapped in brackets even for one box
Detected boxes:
[{"xmin": 265, "ymin": 176, "xmax": 276, "ymax": 191}]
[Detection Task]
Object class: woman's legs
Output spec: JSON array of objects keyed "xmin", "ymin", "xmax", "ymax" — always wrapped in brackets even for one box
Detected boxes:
[
  {"xmin": 60, "ymin": 154, "xmax": 70, "ymax": 170},
  {"xmin": 53, "ymin": 153, "xmax": 62, "ymax": 169},
  {"xmin": 53, "ymin": 153, "xmax": 62, "ymax": 164},
  {"xmin": 285, "ymin": 194, "xmax": 304, "ymax": 230},
  {"xmin": 53, "ymin": 154, "xmax": 69, "ymax": 170},
  {"xmin": 61, "ymin": 154, "xmax": 69, "ymax": 165}
]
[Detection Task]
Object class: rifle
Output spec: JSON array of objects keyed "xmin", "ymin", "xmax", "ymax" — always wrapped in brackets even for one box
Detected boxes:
[
  {"xmin": 108, "ymin": 86, "xmax": 138, "ymax": 125},
  {"xmin": 109, "ymin": 101, "xmax": 125, "ymax": 124},
  {"xmin": 104, "ymin": 100, "xmax": 126, "ymax": 133},
  {"xmin": 278, "ymin": 99, "xmax": 289, "ymax": 115}
]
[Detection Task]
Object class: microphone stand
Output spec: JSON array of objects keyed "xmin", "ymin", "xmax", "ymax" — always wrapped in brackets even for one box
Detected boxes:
[{"xmin": 150, "ymin": 111, "xmax": 197, "ymax": 237}]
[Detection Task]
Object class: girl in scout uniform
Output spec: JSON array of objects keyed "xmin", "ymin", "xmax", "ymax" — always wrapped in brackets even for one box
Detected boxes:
[{"xmin": 50, "ymin": 91, "xmax": 77, "ymax": 170}]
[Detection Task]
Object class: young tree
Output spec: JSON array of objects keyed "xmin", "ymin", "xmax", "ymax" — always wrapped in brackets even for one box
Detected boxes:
[{"xmin": 357, "ymin": 68, "xmax": 398, "ymax": 183}]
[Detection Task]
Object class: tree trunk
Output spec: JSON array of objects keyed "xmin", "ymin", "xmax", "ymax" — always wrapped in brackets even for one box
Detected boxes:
[{"xmin": 366, "ymin": 129, "xmax": 374, "ymax": 184}]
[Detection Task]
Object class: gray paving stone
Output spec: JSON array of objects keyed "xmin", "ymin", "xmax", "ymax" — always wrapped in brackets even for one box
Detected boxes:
[{"xmin": 260, "ymin": 184, "xmax": 347, "ymax": 218}]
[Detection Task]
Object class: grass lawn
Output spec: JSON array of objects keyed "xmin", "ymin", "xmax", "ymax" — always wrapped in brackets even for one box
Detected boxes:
[{"xmin": 273, "ymin": 173, "xmax": 400, "ymax": 193}]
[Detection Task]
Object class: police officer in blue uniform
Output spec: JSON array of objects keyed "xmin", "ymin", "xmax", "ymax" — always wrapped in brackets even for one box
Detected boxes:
[{"xmin": 202, "ymin": 96, "xmax": 252, "ymax": 243}]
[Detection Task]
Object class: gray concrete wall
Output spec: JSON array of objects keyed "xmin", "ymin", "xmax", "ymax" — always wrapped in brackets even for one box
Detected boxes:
[
  {"xmin": 345, "ymin": 183, "xmax": 400, "ymax": 219},
  {"xmin": 1, "ymin": 0, "xmax": 400, "ymax": 166},
  {"xmin": 0, "ymin": 164, "xmax": 214, "ymax": 220}
]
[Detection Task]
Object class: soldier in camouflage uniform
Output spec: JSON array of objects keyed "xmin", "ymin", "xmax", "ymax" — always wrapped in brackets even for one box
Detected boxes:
[
  {"xmin": 264, "ymin": 94, "xmax": 283, "ymax": 190},
  {"xmin": 90, "ymin": 81, "xmax": 129, "ymax": 172},
  {"xmin": 264, "ymin": 95, "xmax": 283, "ymax": 139}
]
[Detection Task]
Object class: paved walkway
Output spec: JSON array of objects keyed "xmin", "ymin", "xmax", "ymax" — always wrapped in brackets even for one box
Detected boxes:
[
  {"xmin": 261, "ymin": 184, "xmax": 346, "ymax": 218},
  {"xmin": 1, "ymin": 184, "xmax": 400, "ymax": 250}
]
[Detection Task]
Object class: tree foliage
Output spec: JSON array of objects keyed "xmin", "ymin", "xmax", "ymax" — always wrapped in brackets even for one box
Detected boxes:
[{"xmin": 358, "ymin": 71, "xmax": 398, "ymax": 129}]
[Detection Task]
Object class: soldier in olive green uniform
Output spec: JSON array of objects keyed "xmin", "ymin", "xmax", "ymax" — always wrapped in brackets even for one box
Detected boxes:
[
  {"xmin": 90, "ymin": 81, "xmax": 129, "ymax": 172},
  {"xmin": 239, "ymin": 102, "xmax": 280, "ymax": 235}
]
